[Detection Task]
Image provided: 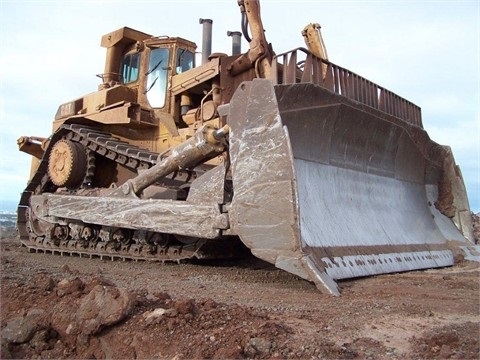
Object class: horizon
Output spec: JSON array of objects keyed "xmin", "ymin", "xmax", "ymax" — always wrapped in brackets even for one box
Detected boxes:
[{"xmin": 0, "ymin": 199, "xmax": 19, "ymax": 212}]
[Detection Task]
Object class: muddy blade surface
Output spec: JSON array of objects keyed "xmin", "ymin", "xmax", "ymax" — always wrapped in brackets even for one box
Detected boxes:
[{"xmin": 228, "ymin": 79, "xmax": 466, "ymax": 295}]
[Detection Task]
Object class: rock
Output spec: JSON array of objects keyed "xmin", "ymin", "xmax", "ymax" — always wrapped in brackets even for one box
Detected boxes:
[
  {"xmin": 2, "ymin": 317, "xmax": 37, "ymax": 344},
  {"xmin": 31, "ymin": 273, "xmax": 55, "ymax": 292},
  {"xmin": 174, "ymin": 299, "xmax": 196, "ymax": 315},
  {"xmin": 203, "ymin": 299, "xmax": 218, "ymax": 310},
  {"xmin": 2, "ymin": 316, "xmax": 37, "ymax": 344},
  {"xmin": 143, "ymin": 308, "xmax": 166, "ymax": 324},
  {"xmin": 243, "ymin": 343, "xmax": 257, "ymax": 358},
  {"xmin": 56, "ymin": 277, "xmax": 84, "ymax": 297},
  {"xmin": 29, "ymin": 329, "xmax": 50, "ymax": 352},
  {"xmin": 75, "ymin": 285, "xmax": 134, "ymax": 335},
  {"xmin": 1, "ymin": 309, "xmax": 46, "ymax": 344},
  {"xmin": 165, "ymin": 308, "xmax": 178, "ymax": 317},
  {"xmin": 61, "ymin": 264, "xmax": 72, "ymax": 273},
  {"xmin": 153, "ymin": 292, "xmax": 171, "ymax": 302},
  {"xmin": 246, "ymin": 337, "xmax": 272, "ymax": 357},
  {"xmin": 146, "ymin": 293, "xmax": 159, "ymax": 302},
  {"xmin": 65, "ymin": 324, "xmax": 74, "ymax": 335},
  {"xmin": 83, "ymin": 276, "xmax": 116, "ymax": 293},
  {"xmin": 50, "ymin": 283, "xmax": 133, "ymax": 343}
]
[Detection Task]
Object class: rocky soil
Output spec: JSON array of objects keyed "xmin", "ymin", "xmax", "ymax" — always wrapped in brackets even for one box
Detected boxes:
[{"xmin": 1, "ymin": 223, "xmax": 479, "ymax": 359}]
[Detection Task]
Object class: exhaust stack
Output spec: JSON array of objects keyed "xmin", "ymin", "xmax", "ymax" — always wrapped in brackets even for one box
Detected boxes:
[
  {"xmin": 227, "ymin": 31, "xmax": 242, "ymax": 55},
  {"xmin": 199, "ymin": 18, "xmax": 213, "ymax": 65}
]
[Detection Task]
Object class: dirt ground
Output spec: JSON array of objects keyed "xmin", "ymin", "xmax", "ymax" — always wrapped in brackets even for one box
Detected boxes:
[{"xmin": 1, "ymin": 228, "xmax": 479, "ymax": 359}]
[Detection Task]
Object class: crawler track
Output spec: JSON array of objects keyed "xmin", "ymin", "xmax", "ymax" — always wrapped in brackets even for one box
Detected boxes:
[{"xmin": 17, "ymin": 124, "xmax": 211, "ymax": 262}]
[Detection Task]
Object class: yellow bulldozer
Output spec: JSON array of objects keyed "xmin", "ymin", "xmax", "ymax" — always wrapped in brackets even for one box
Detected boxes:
[{"xmin": 17, "ymin": 0, "xmax": 475, "ymax": 295}]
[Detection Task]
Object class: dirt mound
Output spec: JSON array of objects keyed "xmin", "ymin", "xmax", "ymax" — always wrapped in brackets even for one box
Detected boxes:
[
  {"xmin": 0, "ymin": 274, "xmax": 332, "ymax": 359},
  {"xmin": 411, "ymin": 322, "xmax": 479, "ymax": 359}
]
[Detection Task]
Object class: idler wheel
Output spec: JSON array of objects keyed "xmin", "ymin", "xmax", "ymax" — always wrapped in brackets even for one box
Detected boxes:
[{"xmin": 48, "ymin": 139, "xmax": 87, "ymax": 188}]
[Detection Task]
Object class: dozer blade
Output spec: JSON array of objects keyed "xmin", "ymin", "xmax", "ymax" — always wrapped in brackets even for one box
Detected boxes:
[{"xmin": 227, "ymin": 79, "xmax": 472, "ymax": 295}]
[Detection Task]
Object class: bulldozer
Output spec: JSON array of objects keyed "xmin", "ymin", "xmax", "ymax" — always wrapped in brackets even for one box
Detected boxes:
[{"xmin": 17, "ymin": 0, "xmax": 475, "ymax": 295}]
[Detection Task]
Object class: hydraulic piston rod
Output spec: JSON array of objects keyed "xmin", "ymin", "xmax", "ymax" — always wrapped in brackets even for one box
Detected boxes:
[{"xmin": 115, "ymin": 125, "xmax": 229, "ymax": 197}]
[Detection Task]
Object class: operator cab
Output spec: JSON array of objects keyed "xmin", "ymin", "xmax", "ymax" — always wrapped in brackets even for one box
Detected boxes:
[
  {"xmin": 120, "ymin": 37, "xmax": 195, "ymax": 110},
  {"xmin": 100, "ymin": 27, "xmax": 196, "ymax": 112}
]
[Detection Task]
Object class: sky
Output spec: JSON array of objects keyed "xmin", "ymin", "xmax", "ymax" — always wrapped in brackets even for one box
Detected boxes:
[{"xmin": 0, "ymin": 0, "xmax": 479, "ymax": 213}]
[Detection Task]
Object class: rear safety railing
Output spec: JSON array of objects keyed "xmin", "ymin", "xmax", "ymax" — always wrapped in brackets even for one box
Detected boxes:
[{"xmin": 271, "ymin": 48, "xmax": 423, "ymax": 128}]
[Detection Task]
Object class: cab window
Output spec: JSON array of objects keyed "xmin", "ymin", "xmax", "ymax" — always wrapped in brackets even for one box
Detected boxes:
[
  {"xmin": 176, "ymin": 49, "xmax": 194, "ymax": 74},
  {"xmin": 121, "ymin": 53, "xmax": 140, "ymax": 84},
  {"xmin": 146, "ymin": 48, "xmax": 170, "ymax": 108}
]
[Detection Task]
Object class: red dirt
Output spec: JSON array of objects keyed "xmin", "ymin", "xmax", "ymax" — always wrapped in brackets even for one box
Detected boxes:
[{"xmin": 1, "ymin": 233, "xmax": 479, "ymax": 359}]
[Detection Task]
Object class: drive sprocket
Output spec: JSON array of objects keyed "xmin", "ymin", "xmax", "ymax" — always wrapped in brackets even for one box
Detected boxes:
[{"xmin": 47, "ymin": 139, "xmax": 88, "ymax": 188}]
